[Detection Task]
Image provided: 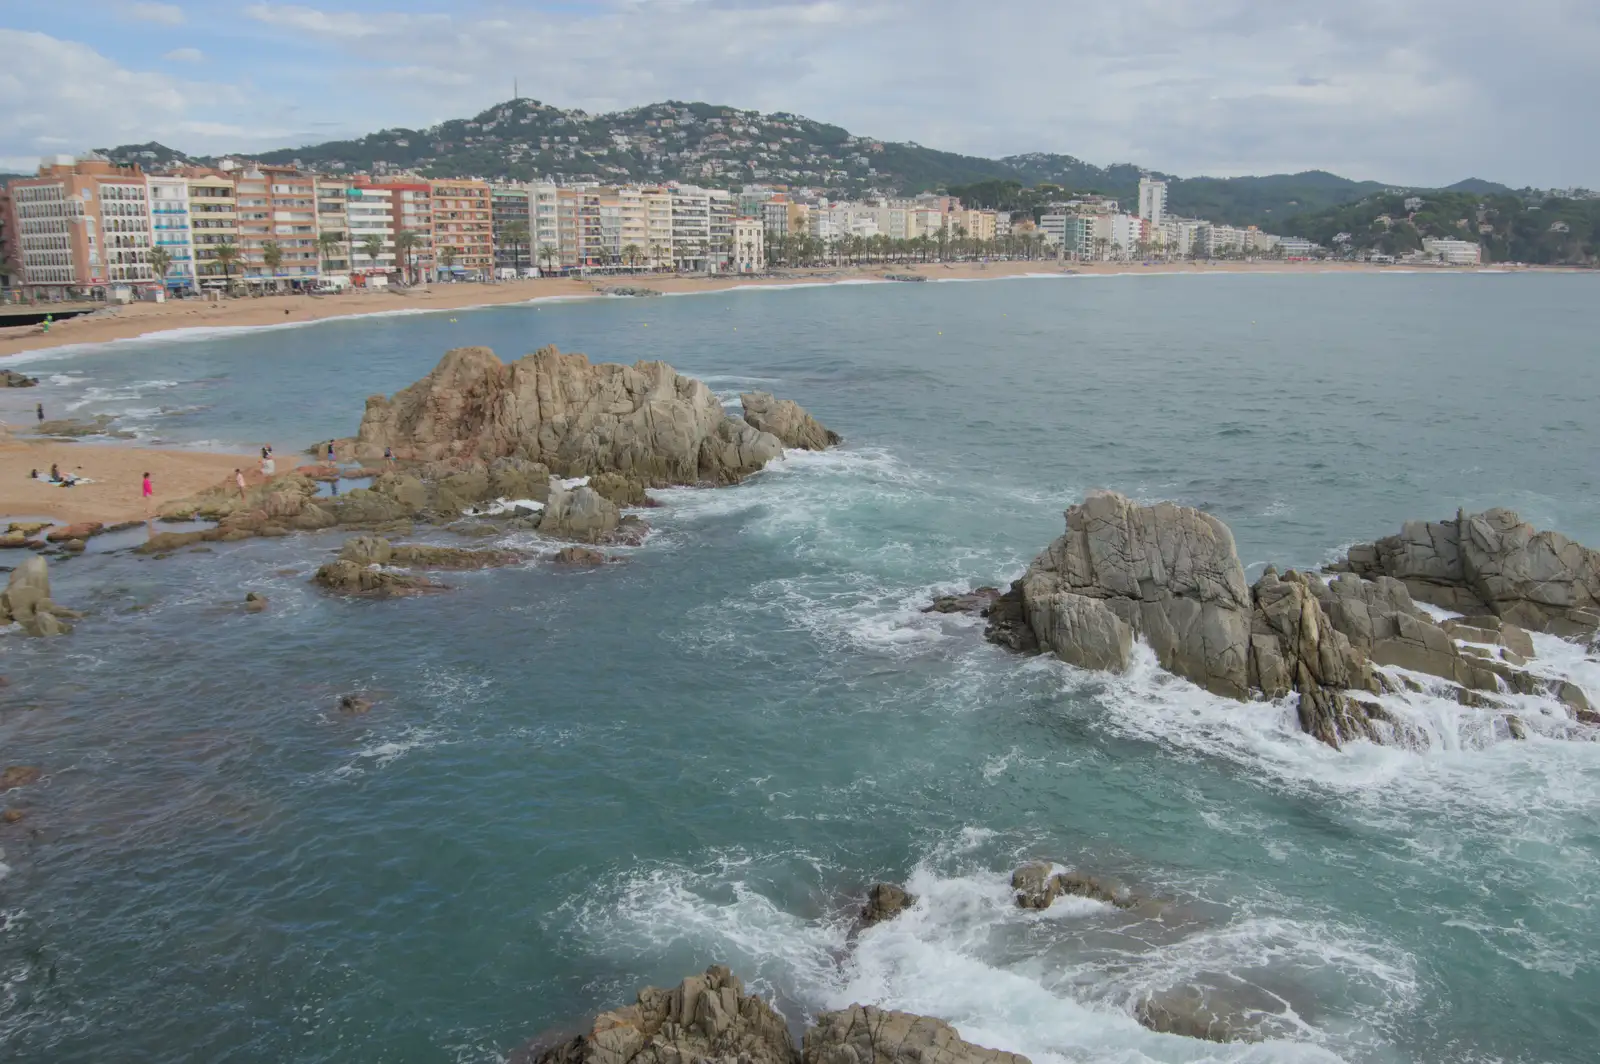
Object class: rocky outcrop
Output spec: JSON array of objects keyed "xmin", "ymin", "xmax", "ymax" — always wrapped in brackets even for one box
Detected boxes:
[
  {"xmin": 1, "ymin": 556, "xmax": 79, "ymax": 636},
  {"xmin": 1135, "ymin": 986, "xmax": 1263, "ymax": 1044},
  {"xmin": 1, "ymin": 369, "xmax": 39, "ymax": 388},
  {"xmin": 539, "ymin": 483, "xmax": 621, "ymax": 543},
  {"xmin": 923, "ymin": 588, "xmax": 1001, "ymax": 615},
  {"xmin": 1333, "ymin": 508, "xmax": 1600, "ymax": 639},
  {"xmin": 351, "ymin": 346, "xmax": 834, "ymax": 486},
  {"xmin": 552, "ymin": 546, "xmax": 608, "ymax": 566},
  {"xmin": 525, "ymin": 966, "xmax": 796, "ymax": 1064},
  {"xmin": 740, "ymin": 392, "xmax": 841, "ymax": 450},
  {"xmin": 984, "ymin": 493, "xmax": 1598, "ymax": 748},
  {"xmin": 1010, "ymin": 863, "xmax": 1137, "ymax": 911},
  {"xmin": 803, "ymin": 1006, "xmax": 1029, "ymax": 1064},
  {"xmin": 1015, "ymin": 492, "xmax": 1252, "ymax": 698},
  {"xmin": 336, "ymin": 534, "xmax": 523, "ymax": 571},
  {"xmin": 313, "ymin": 559, "xmax": 440, "ymax": 597},
  {"xmin": 860, "ymin": 883, "xmax": 916, "ymax": 927}
]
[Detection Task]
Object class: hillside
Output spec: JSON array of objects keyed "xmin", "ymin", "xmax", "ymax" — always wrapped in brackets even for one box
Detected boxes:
[
  {"xmin": 64, "ymin": 96, "xmax": 1569, "ymax": 239},
  {"xmin": 1281, "ymin": 189, "xmax": 1600, "ymax": 264}
]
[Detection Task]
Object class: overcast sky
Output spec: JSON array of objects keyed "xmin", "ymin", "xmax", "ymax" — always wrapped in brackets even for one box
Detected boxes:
[{"xmin": 2, "ymin": 0, "xmax": 1595, "ymax": 187}]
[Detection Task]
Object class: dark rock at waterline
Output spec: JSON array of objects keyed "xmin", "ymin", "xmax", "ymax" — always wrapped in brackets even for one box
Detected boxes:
[
  {"xmin": 1011, "ymin": 863, "xmax": 1139, "ymax": 911},
  {"xmin": 1, "ymin": 369, "xmax": 40, "ymax": 388},
  {"xmin": 860, "ymin": 882, "xmax": 916, "ymax": 927},
  {"xmin": 2, "ymin": 556, "xmax": 77, "ymax": 636},
  {"xmin": 980, "ymin": 583, "xmax": 1038, "ymax": 654},
  {"xmin": 923, "ymin": 587, "xmax": 1001, "ymax": 614},
  {"xmin": 1135, "ymin": 985, "xmax": 1265, "ymax": 1044},
  {"xmin": 338, "ymin": 694, "xmax": 373, "ymax": 715},
  {"xmin": 803, "ymin": 1005, "xmax": 1030, "ymax": 1064},
  {"xmin": 244, "ymin": 591, "xmax": 269, "ymax": 612},
  {"xmin": 552, "ymin": 546, "xmax": 607, "ymax": 566},
  {"xmin": 2, "ymin": 808, "xmax": 24, "ymax": 824}
]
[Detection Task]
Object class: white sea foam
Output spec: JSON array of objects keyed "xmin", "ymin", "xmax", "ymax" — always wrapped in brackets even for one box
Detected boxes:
[{"xmin": 466, "ymin": 497, "xmax": 545, "ymax": 517}]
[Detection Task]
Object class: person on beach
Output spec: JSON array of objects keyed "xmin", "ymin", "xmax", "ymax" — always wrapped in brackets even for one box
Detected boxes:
[
  {"xmin": 261, "ymin": 453, "xmax": 275, "ymax": 477},
  {"xmin": 49, "ymin": 463, "xmax": 61, "ymax": 483},
  {"xmin": 384, "ymin": 446, "xmax": 395, "ymax": 467},
  {"xmin": 326, "ymin": 440, "xmax": 336, "ymax": 464},
  {"xmin": 235, "ymin": 468, "xmax": 247, "ymax": 499},
  {"xmin": 142, "ymin": 472, "xmax": 153, "ymax": 517},
  {"xmin": 36, "ymin": 402, "xmax": 43, "ymax": 422}
]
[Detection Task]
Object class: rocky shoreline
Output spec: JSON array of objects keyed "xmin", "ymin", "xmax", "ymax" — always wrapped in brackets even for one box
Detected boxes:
[
  {"xmin": 932, "ymin": 492, "xmax": 1598, "ymax": 748},
  {"xmin": 2, "ymin": 344, "xmax": 840, "ymax": 631}
]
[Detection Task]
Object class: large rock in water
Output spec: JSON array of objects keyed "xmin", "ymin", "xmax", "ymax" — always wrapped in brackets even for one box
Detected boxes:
[
  {"xmin": 352, "ymin": 346, "xmax": 836, "ymax": 485},
  {"xmin": 521, "ymin": 966, "xmax": 796, "ymax": 1064},
  {"xmin": 1333, "ymin": 508, "xmax": 1600, "ymax": 639},
  {"xmin": 987, "ymin": 493, "xmax": 1598, "ymax": 749},
  {"xmin": 1017, "ymin": 491, "xmax": 1253, "ymax": 698},
  {"xmin": 1, "ymin": 556, "xmax": 76, "ymax": 636},
  {"xmin": 741, "ymin": 391, "xmax": 841, "ymax": 450}
]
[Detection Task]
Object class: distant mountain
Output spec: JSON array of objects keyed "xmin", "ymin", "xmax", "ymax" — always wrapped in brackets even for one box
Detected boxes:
[
  {"xmin": 1443, "ymin": 177, "xmax": 1515, "ymax": 196},
  {"xmin": 52, "ymin": 98, "xmax": 1545, "ymax": 236}
]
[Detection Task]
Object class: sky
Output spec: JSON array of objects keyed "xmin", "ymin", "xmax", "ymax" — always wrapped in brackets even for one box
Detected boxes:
[{"xmin": 2, "ymin": 0, "xmax": 1596, "ymax": 187}]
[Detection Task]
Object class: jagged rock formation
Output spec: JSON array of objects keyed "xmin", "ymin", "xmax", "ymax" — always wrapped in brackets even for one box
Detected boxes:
[
  {"xmin": 350, "ymin": 346, "xmax": 835, "ymax": 486},
  {"xmin": 740, "ymin": 392, "xmax": 842, "ymax": 450},
  {"xmin": 524, "ymin": 966, "xmax": 797, "ymax": 1064},
  {"xmin": 1332, "ymin": 508, "xmax": 1600, "ymax": 639},
  {"xmin": 1010, "ymin": 863, "xmax": 1138, "ymax": 910},
  {"xmin": 971, "ymin": 493, "xmax": 1598, "ymax": 748},
  {"xmin": 312, "ymin": 535, "xmax": 525, "ymax": 596},
  {"xmin": 1, "ymin": 556, "xmax": 81, "ymax": 636},
  {"xmin": 804, "ymin": 1006, "xmax": 1030, "ymax": 1064},
  {"xmin": 539, "ymin": 483, "xmax": 620, "ymax": 543},
  {"xmin": 516, "ymin": 968, "xmax": 1028, "ymax": 1064}
]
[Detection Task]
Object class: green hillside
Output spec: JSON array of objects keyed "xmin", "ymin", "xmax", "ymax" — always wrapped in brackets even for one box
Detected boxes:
[{"xmin": 1282, "ymin": 190, "xmax": 1600, "ymax": 263}]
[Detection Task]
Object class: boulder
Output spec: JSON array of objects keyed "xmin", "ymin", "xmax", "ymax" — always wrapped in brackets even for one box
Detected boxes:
[
  {"xmin": 1015, "ymin": 492, "xmax": 1252, "ymax": 697},
  {"xmin": 526, "ymin": 966, "xmax": 796, "ymax": 1064},
  {"xmin": 244, "ymin": 591, "xmax": 269, "ymax": 612},
  {"xmin": 860, "ymin": 883, "xmax": 916, "ymax": 927},
  {"xmin": 540, "ymin": 483, "xmax": 621, "ymax": 543},
  {"xmin": 1, "ymin": 369, "xmax": 39, "ymax": 388},
  {"xmin": 740, "ymin": 391, "xmax": 841, "ymax": 450},
  {"xmin": 1335, "ymin": 508, "xmax": 1600, "ymax": 638},
  {"xmin": 1, "ymin": 556, "xmax": 73, "ymax": 636},
  {"xmin": 553, "ymin": 546, "xmax": 608, "ymax": 566},
  {"xmin": 352, "ymin": 346, "xmax": 816, "ymax": 486},
  {"xmin": 981, "ymin": 582, "xmax": 1039, "ymax": 654},
  {"xmin": 803, "ymin": 1005, "xmax": 1029, "ymax": 1064},
  {"xmin": 2, "ymin": 809, "xmax": 23, "ymax": 824},
  {"xmin": 46, "ymin": 521, "xmax": 103, "ymax": 542},
  {"xmin": 311, "ymin": 559, "xmax": 439, "ymax": 598},
  {"xmin": 338, "ymin": 694, "xmax": 374, "ymax": 715},
  {"xmin": 7, "ymin": 522, "xmax": 50, "ymax": 536},
  {"xmin": 589, "ymin": 471, "xmax": 651, "ymax": 508},
  {"xmin": 1135, "ymin": 985, "xmax": 1265, "ymax": 1044},
  {"xmin": 1010, "ymin": 863, "xmax": 1059, "ymax": 910},
  {"xmin": 1011, "ymin": 864, "xmax": 1138, "ymax": 911}
]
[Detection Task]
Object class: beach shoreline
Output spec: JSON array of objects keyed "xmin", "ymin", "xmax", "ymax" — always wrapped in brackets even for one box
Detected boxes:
[{"xmin": 0, "ymin": 258, "xmax": 1519, "ymax": 363}]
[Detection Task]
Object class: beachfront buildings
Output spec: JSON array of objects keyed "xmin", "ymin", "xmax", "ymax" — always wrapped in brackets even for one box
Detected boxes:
[
  {"xmin": 1138, "ymin": 177, "xmax": 1168, "ymax": 228},
  {"xmin": 733, "ymin": 217, "xmax": 764, "ymax": 274},
  {"xmin": 1422, "ymin": 237, "xmax": 1482, "ymax": 265},
  {"xmin": 375, "ymin": 180, "xmax": 435, "ymax": 281},
  {"xmin": 147, "ymin": 175, "xmax": 197, "ymax": 292},
  {"xmin": 492, "ymin": 185, "xmax": 530, "ymax": 271},
  {"xmin": 430, "ymin": 179, "xmax": 492, "ymax": 280},
  {"xmin": 5, "ymin": 156, "xmax": 156, "ymax": 298},
  {"xmin": 345, "ymin": 186, "xmax": 396, "ymax": 280},
  {"xmin": 315, "ymin": 177, "xmax": 351, "ymax": 277}
]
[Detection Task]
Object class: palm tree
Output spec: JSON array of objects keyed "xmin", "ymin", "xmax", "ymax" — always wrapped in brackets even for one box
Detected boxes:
[
  {"xmin": 538, "ymin": 243, "xmax": 557, "ymax": 275},
  {"xmin": 261, "ymin": 240, "xmax": 284, "ymax": 292},
  {"xmin": 317, "ymin": 230, "xmax": 345, "ymax": 275},
  {"xmin": 213, "ymin": 242, "xmax": 239, "ymax": 294},
  {"xmin": 502, "ymin": 220, "xmax": 530, "ymax": 273},
  {"xmin": 621, "ymin": 243, "xmax": 642, "ymax": 272},
  {"xmin": 147, "ymin": 246, "xmax": 173, "ymax": 291},
  {"xmin": 360, "ymin": 234, "xmax": 385, "ymax": 277},
  {"xmin": 394, "ymin": 230, "xmax": 420, "ymax": 284},
  {"xmin": 440, "ymin": 245, "xmax": 458, "ymax": 280}
]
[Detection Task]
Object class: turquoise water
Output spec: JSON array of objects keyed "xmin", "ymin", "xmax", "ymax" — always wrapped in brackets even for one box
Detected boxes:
[{"xmin": 2, "ymin": 273, "xmax": 1598, "ymax": 1063}]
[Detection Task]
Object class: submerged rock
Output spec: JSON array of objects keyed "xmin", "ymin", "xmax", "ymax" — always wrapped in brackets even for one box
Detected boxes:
[
  {"xmin": 338, "ymin": 694, "xmax": 374, "ymax": 715},
  {"xmin": 922, "ymin": 587, "xmax": 1001, "ymax": 614},
  {"xmin": 859, "ymin": 882, "xmax": 916, "ymax": 927},
  {"xmin": 244, "ymin": 591, "xmax": 269, "ymax": 612},
  {"xmin": 552, "ymin": 546, "xmax": 608, "ymax": 566},
  {"xmin": 1011, "ymin": 863, "xmax": 1139, "ymax": 911},
  {"xmin": 1, "ymin": 766, "xmax": 42, "ymax": 790},
  {"xmin": 1135, "ymin": 985, "xmax": 1265, "ymax": 1044}
]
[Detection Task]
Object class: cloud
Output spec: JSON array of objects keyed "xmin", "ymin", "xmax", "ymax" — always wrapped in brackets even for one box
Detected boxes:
[
  {"xmin": 0, "ymin": 30, "xmax": 289, "ymax": 166},
  {"xmin": 163, "ymin": 47, "xmax": 204, "ymax": 63},
  {"xmin": 125, "ymin": 1, "xmax": 185, "ymax": 24}
]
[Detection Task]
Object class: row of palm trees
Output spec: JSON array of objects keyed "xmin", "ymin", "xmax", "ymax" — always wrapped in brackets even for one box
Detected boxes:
[{"xmin": 140, "ymin": 229, "xmax": 461, "ymax": 293}]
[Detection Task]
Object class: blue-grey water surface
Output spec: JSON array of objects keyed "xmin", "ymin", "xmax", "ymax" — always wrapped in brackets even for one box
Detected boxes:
[{"xmin": 2, "ymin": 273, "xmax": 1598, "ymax": 1063}]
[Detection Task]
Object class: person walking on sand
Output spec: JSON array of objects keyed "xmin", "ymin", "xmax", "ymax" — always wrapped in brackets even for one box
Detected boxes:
[
  {"xmin": 36, "ymin": 402, "xmax": 44, "ymax": 423},
  {"xmin": 326, "ymin": 440, "xmax": 336, "ymax": 464},
  {"xmin": 142, "ymin": 471, "xmax": 153, "ymax": 519},
  {"xmin": 235, "ymin": 468, "xmax": 247, "ymax": 500}
]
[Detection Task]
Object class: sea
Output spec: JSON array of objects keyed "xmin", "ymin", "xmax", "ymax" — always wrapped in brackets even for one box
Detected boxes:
[{"xmin": 2, "ymin": 272, "xmax": 1598, "ymax": 1063}]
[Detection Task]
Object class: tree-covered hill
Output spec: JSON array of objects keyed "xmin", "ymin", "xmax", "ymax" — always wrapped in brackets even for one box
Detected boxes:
[{"xmin": 1281, "ymin": 190, "xmax": 1600, "ymax": 263}]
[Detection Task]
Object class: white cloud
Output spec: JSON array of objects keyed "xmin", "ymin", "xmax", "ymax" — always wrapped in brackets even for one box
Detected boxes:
[
  {"xmin": 126, "ymin": 2, "xmax": 186, "ymax": 24},
  {"xmin": 163, "ymin": 47, "xmax": 205, "ymax": 63},
  {"xmin": 0, "ymin": 31, "xmax": 287, "ymax": 167}
]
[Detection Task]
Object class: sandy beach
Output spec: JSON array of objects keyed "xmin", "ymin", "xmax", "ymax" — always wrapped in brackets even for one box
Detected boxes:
[{"xmin": 0, "ymin": 258, "xmax": 1426, "ymax": 363}]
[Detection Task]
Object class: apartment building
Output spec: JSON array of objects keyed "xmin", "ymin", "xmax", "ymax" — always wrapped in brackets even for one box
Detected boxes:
[
  {"xmin": 429, "ymin": 178, "xmax": 492, "ymax": 279},
  {"xmin": 0, "ymin": 187, "xmax": 13, "ymax": 291},
  {"xmin": 1137, "ymin": 177, "xmax": 1168, "ymax": 228},
  {"xmin": 1421, "ymin": 237, "xmax": 1480, "ymax": 265},
  {"xmin": 371, "ymin": 180, "xmax": 434, "ymax": 281},
  {"xmin": 643, "ymin": 186, "xmax": 673, "ymax": 269},
  {"xmin": 315, "ymin": 177, "xmax": 351, "ymax": 276},
  {"xmin": 345, "ymin": 186, "xmax": 396, "ymax": 278},
  {"xmin": 147, "ymin": 175, "xmax": 197, "ymax": 291},
  {"xmin": 670, "ymin": 185, "xmax": 711, "ymax": 272},
  {"xmin": 231, "ymin": 164, "xmax": 318, "ymax": 287},
  {"xmin": 733, "ymin": 217, "xmax": 764, "ymax": 274},
  {"xmin": 491, "ymin": 185, "xmax": 530, "ymax": 270},
  {"xmin": 1110, "ymin": 213, "xmax": 1143, "ymax": 255},
  {"xmin": 7, "ymin": 156, "xmax": 156, "ymax": 296},
  {"xmin": 708, "ymin": 188, "xmax": 733, "ymax": 272},
  {"xmin": 531, "ymin": 184, "xmax": 561, "ymax": 269},
  {"xmin": 186, "ymin": 169, "xmax": 238, "ymax": 288}
]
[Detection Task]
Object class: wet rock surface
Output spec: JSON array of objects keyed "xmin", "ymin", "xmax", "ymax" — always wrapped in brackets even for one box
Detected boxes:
[
  {"xmin": 859, "ymin": 882, "xmax": 916, "ymax": 927},
  {"xmin": 1, "ymin": 556, "xmax": 78, "ymax": 636}
]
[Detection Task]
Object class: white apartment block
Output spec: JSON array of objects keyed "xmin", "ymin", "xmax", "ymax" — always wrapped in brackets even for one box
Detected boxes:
[
  {"xmin": 1110, "ymin": 213, "xmax": 1143, "ymax": 255},
  {"xmin": 733, "ymin": 217, "xmax": 764, "ymax": 274},
  {"xmin": 670, "ymin": 185, "xmax": 711, "ymax": 272},
  {"xmin": 147, "ymin": 176, "xmax": 197, "ymax": 291},
  {"xmin": 315, "ymin": 178, "xmax": 351, "ymax": 275},
  {"xmin": 97, "ymin": 179, "xmax": 155, "ymax": 284},
  {"xmin": 1198, "ymin": 223, "xmax": 1249, "ymax": 256},
  {"xmin": 346, "ymin": 187, "xmax": 395, "ymax": 275},
  {"xmin": 708, "ymin": 188, "xmax": 734, "ymax": 272},
  {"xmin": 12, "ymin": 181, "xmax": 77, "ymax": 287},
  {"xmin": 1421, "ymin": 237, "xmax": 1481, "ymax": 265},
  {"xmin": 1137, "ymin": 177, "xmax": 1167, "ymax": 228},
  {"xmin": 531, "ymin": 184, "xmax": 561, "ymax": 268}
]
